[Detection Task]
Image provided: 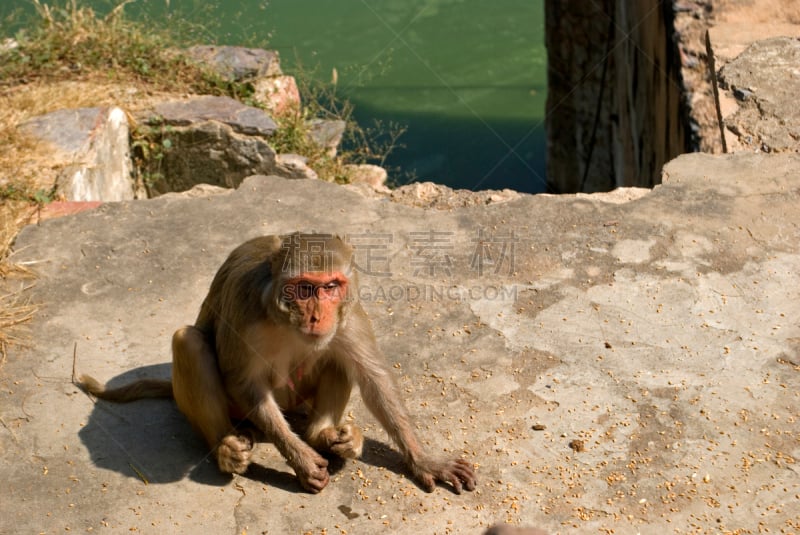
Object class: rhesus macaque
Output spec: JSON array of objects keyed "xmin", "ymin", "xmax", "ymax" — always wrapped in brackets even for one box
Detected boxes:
[{"xmin": 79, "ymin": 233, "xmax": 476, "ymax": 494}]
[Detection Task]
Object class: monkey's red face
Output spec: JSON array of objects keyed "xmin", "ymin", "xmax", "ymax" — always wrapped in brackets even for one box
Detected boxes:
[{"xmin": 282, "ymin": 273, "xmax": 348, "ymax": 338}]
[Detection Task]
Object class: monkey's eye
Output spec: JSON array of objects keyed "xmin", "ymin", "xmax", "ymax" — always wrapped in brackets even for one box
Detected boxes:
[
  {"xmin": 295, "ymin": 283, "xmax": 315, "ymax": 300},
  {"xmin": 318, "ymin": 281, "xmax": 342, "ymax": 298}
]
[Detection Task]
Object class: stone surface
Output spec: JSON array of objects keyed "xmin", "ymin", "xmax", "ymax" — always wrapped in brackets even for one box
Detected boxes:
[
  {"xmin": 343, "ymin": 163, "xmax": 389, "ymax": 191},
  {"xmin": 140, "ymin": 120, "xmax": 278, "ymax": 194},
  {"xmin": 389, "ymin": 181, "xmax": 520, "ymax": 209},
  {"xmin": 38, "ymin": 201, "xmax": 103, "ymax": 222},
  {"xmin": 184, "ymin": 45, "xmax": 282, "ymax": 80},
  {"xmin": 137, "ymin": 96, "xmax": 287, "ymax": 194},
  {"xmin": 150, "ymin": 95, "xmax": 277, "ymax": 137},
  {"xmin": 19, "ymin": 107, "xmax": 136, "ymax": 201},
  {"xmin": 307, "ymin": 118, "xmax": 347, "ymax": 157},
  {"xmin": 2, "ymin": 152, "xmax": 798, "ymax": 534},
  {"xmin": 718, "ymin": 37, "xmax": 800, "ymax": 152},
  {"xmin": 182, "ymin": 46, "xmax": 300, "ymax": 118},
  {"xmin": 159, "ymin": 183, "xmax": 234, "ymax": 200},
  {"xmin": 252, "ymin": 75, "xmax": 301, "ymax": 116},
  {"xmin": 275, "ymin": 153, "xmax": 319, "ymax": 179}
]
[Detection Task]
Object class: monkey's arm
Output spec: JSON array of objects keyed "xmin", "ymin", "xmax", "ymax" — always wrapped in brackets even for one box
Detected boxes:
[
  {"xmin": 338, "ymin": 310, "xmax": 476, "ymax": 493},
  {"xmin": 232, "ymin": 383, "xmax": 331, "ymax": 493}
]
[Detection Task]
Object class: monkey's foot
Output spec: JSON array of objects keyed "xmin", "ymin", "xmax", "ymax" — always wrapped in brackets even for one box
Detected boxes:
[
  {"xmin": 216, "ymin": 433, "xmax": 254, "ymax": 474},
  {"xmin": 310, "ymin": 424, "xmax": 364, "ymax": 459}
]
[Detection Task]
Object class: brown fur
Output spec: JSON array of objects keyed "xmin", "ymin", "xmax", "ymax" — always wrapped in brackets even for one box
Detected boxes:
[{"xmin": 79, "ymin": 233, "xmax": 476, "ymax": 494}]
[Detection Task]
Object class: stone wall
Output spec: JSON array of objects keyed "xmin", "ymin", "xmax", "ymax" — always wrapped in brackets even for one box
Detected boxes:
[{"xmin": 545, "ymin": 0, "xmax": 692, "ymax": 192}]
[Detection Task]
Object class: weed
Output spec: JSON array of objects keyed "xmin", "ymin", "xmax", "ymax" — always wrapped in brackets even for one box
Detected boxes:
[
  {"xmin": 0, "ymin": 0, "xmax": 242, "ymax": 96},
  {"xmin": 130, "ymin": 118, "xmax": 175, "ymax": 195},
  {"xmin": 0, "ymin": 181, "xmax": 56, "ymax": 206},
  {"xmin": 283, "ymin": 60, "xmax": 407, "ymax": 182}
]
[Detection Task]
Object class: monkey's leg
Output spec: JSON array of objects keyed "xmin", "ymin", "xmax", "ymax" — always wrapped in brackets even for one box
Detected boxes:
[
  {"xmin": 304, "ymin": 361, "xmax": 364, "ymax": 459},
  {"xmin": 172, "ymin": 326, "xmax": 253, "ymax": 474}
]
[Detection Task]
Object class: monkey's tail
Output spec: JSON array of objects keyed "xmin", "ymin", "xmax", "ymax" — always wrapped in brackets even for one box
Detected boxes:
[{"xmin": 77, "ymin": 374, "xmax": 173, "ymax": 402}]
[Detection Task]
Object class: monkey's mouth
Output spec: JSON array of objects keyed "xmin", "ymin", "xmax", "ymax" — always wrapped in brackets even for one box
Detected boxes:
[
  {"xmin": 300, "ymin": 326, "xmax": 330, "ymax": 339},
  {"xmin": 300, "ymin": 328, "xmax": 335, "ymax": 347},
  {"xmin": 303, "ymin": 330, "xmax": 324, "ymax": 338},
  {"xmin": 300, "ymin": 324, "xmax": 322, "ymax": 335}
]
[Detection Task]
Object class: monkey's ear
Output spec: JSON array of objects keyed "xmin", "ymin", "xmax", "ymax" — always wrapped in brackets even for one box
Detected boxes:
[
  {"xmin": 266, "ymin": 235, "xmax": 283, "ymax": 248},
  {"xmin": 334, "ymin": 234, "xmax": 355, "ymax": 260}
]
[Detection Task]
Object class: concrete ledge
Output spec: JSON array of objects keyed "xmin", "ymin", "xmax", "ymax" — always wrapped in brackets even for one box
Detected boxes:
[{"xmin": 2, "ymin": 152, "xmax": 798, "ymax": 533}]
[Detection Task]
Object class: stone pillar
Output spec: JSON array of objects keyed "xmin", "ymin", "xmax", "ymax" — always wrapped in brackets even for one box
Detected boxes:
[{"xmin": 545, "ymin": 0, "xmax": 690, "ymax": 193}]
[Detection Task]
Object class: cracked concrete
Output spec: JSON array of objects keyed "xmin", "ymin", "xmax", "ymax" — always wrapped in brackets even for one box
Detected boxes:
[{"xmin": 1, "ymin": 152, "xmax": 798, "ymax": 534}]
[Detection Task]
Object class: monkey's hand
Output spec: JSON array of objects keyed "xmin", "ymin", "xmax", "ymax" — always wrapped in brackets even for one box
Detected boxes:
[
  {"xmin": 414, "ymin": 457, "xmax": 476, "ymax": 494},
  {"xmin": 290, "ymin": 446, "xmax": 330, "ymax": 493},
  {"xmin": 216, "ymin": 433, "xmax": 255, "ymax": 474}
]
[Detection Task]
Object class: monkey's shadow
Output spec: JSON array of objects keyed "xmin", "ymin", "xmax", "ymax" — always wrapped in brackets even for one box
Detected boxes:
[{"xmin": 78, "ymin": 365, "xmax": 420, "ymax": 493}]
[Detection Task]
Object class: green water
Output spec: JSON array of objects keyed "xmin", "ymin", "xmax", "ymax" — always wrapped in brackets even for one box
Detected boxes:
[{"xmin": 2, "ymin": 1, "xmax": 547, "ymax": 192}]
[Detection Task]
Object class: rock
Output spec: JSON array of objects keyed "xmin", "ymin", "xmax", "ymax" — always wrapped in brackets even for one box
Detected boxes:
[
  {"xmin": 138, "ymin": 96, "xmax": 284, "ymax": 194},
  {"xmin": 184, "ymin": 45, "xmax": 282, "ymax": 80},
  {"xmin": 343, "ymin": 164, "xmax": 388, "ymax": 192},
  {"xmin": 151, "ymin": 95, "xmax": 277, "ymax": 137},
  {"xmin": 389, "ymin": 181, "xmax": 520, "ymax": 209},
  {"xmin": 182, "ymin": 46, "xmax": 301, "ymax": 120},
  {"xmin": 733, "ymin": 87, "xmax": 754, "ymax": 101},
  {"xmin": 342, "ymin": 181, "xmax": 388, "ymax": 200},
  {"xmin": 158, "ymin": 183, "xmax": 233, "ymax": 200},
  {"xmin": 574, "ymin": 186, "xmax": 651, "ymax": 204},
  {"xmin": 138, "ymin": 96, "xmax": 344, "ymax": 194},
  {"xmin": 37, "ymin": 201, "xmax": 102, "ymax": 222},
  {"xmin": 252, "ymin": 75, "xmax": 301, "ymax": 116},
  {"xmin": 19, "ymin": 107, "xmax": 136, "ymax": 202},
  {"xmin": 139, "ymin": 120, "xmax": 278, "ymax": 194},
  {"xmin": 395, "ymin": 181, "xmax": 443, "ymax": 202},
  {"xmin": 719, "ymin": 37, "xmax": 800, "ymax": 152},
  {"xmin": 275, "ymin": 154, "xmax": 318, "ymax": 179},
  {"xmin": 306, "ymin": 118, "xmax": 346, "ymax": 157}
]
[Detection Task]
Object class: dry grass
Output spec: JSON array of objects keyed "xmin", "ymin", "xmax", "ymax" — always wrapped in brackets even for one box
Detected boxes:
[
  {"xmin": 0, "ymin": 198, "xmax": 37, "ymax": 369},
  {"xmin": 0, "ymin": 0, "xmax": 246, "ymax": 363},
  {"xmin": 0, "ymin": 0, "xmax": 257, "ymax": 361},
  {"xmin": 0, "ymin": 78, "xmax": 181, "ymax": 198},
  {"xmin": 0, "ymin": 1, "xmax": 208, "ymax": 360},
  {"xmin": 0, "ymin": 279, "xmax": 37, "ymax": 367}
]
